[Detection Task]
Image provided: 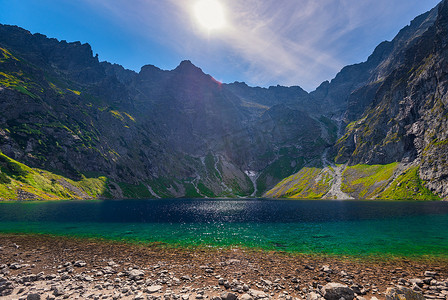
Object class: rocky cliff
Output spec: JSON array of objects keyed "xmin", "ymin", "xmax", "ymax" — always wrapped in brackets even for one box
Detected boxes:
[
  {"xmin": 0, "ymin": 24, "xmax": 334, "ymax": 199},
  {"xmin": 2, "ymin": 0, "xmax": 448, "ymax": 200},
  {"xmin": 267, "ymin": 0, "xmax": 448, "ymax": 200}
]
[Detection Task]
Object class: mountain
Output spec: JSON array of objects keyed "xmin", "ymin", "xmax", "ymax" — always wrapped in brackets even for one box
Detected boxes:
[
  {"xmin": 267, "ymin": 0, "xmax": 448, "ymax": 200},
  {"xmin": 0, "ymin": 24, "xmax": 335, "ymax": 200},
  {"xmin": 1, "ymin": 0, "xmax": 448, "ymax": 200}
]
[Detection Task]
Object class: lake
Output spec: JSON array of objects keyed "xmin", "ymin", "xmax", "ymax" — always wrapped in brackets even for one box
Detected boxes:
[{"xmin": 0, "ymin": 199, "xmax": 447, "ymax": 258}]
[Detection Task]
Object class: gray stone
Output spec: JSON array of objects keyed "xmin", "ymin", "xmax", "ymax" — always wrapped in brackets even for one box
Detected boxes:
[
  {"xmin": 128, "ymin": 269, "xmax": 145, "ymax": 281},
  {"xmin": 9, "ymin": 263, "xmax": 22, "ymax": 270},
  {"xmin": 321, "ymin": 283, "xmax": 355, "ymax": 300},
  {"xmin": 409, "ymin": 279, "xmax": 424, "ymax": 288},
  {"xmin": 321, "ymin": 266, "xmax": 333, "ymax": 274},
  {"xmin": 26, "ymin": 294, "xmax": 41, "ymax": 300},
  {"xmin": 147, "ymin": 285, "xmax": 163, "ymax": 293},
  {"xmin": 385, "ymin": 286, "xmax": 424, "ymax": 300},
  {"xmin": 249, "ymin": 289, "xmax": 267, "ymax": 299},
  {"xmin": 221, "ymin": 292, "xmax": 238, "ymax": 300},
  {"xmin": 261, "ymin": 279, "xmax": 272, "ymax": 286},
  {"xmin": 240, "ymin": 294, "xmax": 253, "ymax": 300},
  {"xmin": 424, "ymin": 271, "xmax": 438, "ymax": 278},
  {"xmin": 306, "ymin": 292, "xmax": 323, "ymax": 300},
  {"xmin": 74, "ymin": 261, "xmax": 86, "ymax": 267},
  {"xmin": 134, "ymin": 292, "xmax": 145, "ymax": 300}
]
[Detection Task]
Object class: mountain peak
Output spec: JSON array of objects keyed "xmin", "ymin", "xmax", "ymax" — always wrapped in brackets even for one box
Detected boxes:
[{"xmin": 174, "ymin": 60, "xmax": 203, "ymax": 73}]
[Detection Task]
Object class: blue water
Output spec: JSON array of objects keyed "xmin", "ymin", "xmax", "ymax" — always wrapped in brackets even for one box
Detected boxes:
[{"xmin": 0, "ymin": 199, "xmax": 447, "ymax": 258}]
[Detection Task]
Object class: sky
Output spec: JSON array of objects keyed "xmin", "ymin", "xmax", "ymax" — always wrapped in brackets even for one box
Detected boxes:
[{"xmin": 0, "ymin": 0, "xmax": 442, "ymax": 91}]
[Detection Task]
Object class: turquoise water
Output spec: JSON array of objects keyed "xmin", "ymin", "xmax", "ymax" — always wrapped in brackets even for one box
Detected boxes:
[{"xmin": 0, "ymin": 199, "xmax": 447, "ymax": 258}]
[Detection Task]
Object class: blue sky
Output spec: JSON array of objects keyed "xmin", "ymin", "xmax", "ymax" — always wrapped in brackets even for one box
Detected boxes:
[{"xmin": 0, "ymin": 0, "xmax": 441, "ymax": 91}]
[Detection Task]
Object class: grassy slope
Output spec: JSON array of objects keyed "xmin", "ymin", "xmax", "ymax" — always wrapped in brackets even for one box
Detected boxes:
[
  {"xmin": 264, "ymin": 167, "xmax": 332, "ymax": 199},
  {"xmin": 265, "ymin": 163, "xmax": 441, "ymax": 200},
  {"xmin": 0, "ymin": 152, "xmax": 108, "ymax": 200}
]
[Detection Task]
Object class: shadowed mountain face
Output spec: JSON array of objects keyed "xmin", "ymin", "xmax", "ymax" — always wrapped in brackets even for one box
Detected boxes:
[
  {"xmin": 0, "ymin": 25, "xmax": 332, "ymax": 198},
  {"xmin": 1, "ymin": 0, "xmax": 448, "ymax": 199}
]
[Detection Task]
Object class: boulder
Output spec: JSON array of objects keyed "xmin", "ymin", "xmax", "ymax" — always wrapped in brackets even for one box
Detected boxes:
[
  {"xmin": 408, "ymin": 279, "xmax": 423, "ymax": 288},
  {"xmin": 385, "ymin": 286, "xmax": 424, "ymax": 300},
  {"xmin": 221, "ymin": 292, "xmax": 238, "ymax": 300},
  {"xmin": 147, "ymin": 285, "xmax": 163, "ymax": 293},
  {"xmin": 321, "ymin": 283, "xmax": 355, "ymax": 300},
  {"xmin": 128, "ymin": 269, "xmax": 145, "ymax": 280},
  {"xmin": 240, "ymin": 294, "xmax": 253, "ymax": 300},
  {"xmin": 249, "ymin": 289, "xmax": 267, "ymax": 299}
]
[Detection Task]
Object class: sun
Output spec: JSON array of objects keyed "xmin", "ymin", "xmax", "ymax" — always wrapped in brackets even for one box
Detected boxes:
[{"xmin": 194, "ymin": 0, "xmax": 226, "ymax": 31}]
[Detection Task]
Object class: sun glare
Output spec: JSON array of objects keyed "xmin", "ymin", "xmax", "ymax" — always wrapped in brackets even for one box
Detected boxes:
[{"xmin": 194, "ymin": 0, "xmax": 226, "ymax": 31}]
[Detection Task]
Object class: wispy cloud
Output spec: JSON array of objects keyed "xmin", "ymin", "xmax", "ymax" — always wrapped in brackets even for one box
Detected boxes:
[{"xmin": 83, "ymin": 0, "xmax": 440, "ymax": 91}]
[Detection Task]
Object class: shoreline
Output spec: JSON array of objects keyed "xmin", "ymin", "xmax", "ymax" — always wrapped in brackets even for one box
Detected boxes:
[
  {"xmin": 0, "ymin": 233, "xmax": 447, "ymax": 300},
  {"xmin": 1, "ymin": 231, "xmax": 448, "ymax": 263}
]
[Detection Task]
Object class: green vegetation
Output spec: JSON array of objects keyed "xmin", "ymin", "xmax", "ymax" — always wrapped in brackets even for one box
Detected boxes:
[
  {"xmin": 0, "ymin": 47, "xmax": 19, "ymax": 62},
  {"xmin": 110, "ymin": 110, "xmax": 136, "ymax": 123},
  {"xmin": 267, "ymin": 162, "xmax": 441, "ymax": 200},
  {"xmin": 341, "ymin": 163, "xmax": 399, "ymax": 198},
  {"xmin": 147, "ymin": 177, "xmax": 177, "ymax": 198},
  {"xmin": 182, "ymin": 182, "xmax": 202, "ymax": 198},
  {"xmin": 67, "ymin": 89, "xmax": 81, "ymax": 95},
  {"xmin": 379, "ymin": 167, "xmax": 440, "ymax": 200},
  {"xmin": 205, "ymin": 153, "xmax": 221, "ymax": 180},
  {"xmin": 0, "ymin": 152, "xmax": 109, "ymax": 200},
  {"xmin": 265, "ymin": 167, "xmax": 332, "ymax": 199},
  {"xmin": 256, "ymin": 155, "xmax": 304, "ymax": 196},
  {"xmin": 0, "ymin": 71, "xmax": 38, "ymax": 99},
  {"xmin": 117, "ymin": 182, "xmax": 153, "ymax": 199},
  {"xmin": 197, "ymin": 181, "xmax": 215, "ymax": 198}
]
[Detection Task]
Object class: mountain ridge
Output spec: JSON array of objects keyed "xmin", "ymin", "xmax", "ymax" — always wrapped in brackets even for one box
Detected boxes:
[{"xmin": 1, "ymin": 1, "xmax": 448, "ymax": 200}]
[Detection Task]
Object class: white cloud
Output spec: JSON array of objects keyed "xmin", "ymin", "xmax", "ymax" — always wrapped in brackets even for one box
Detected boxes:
[{"xmin": 84, "ymin": 0, "xmax": 441, "ymax": 91}]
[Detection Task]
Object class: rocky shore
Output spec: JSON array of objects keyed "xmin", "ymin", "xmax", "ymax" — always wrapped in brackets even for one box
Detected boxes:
[{"xmin": 0, "ymin": 234, "xmax": 447, "ymax": 300}]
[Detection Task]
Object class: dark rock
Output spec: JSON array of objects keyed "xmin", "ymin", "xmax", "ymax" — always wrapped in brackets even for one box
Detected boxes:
[
  {"xmin": 73, "ymin": 261, "xmax": 86, "ymax": 267},
  {"xmin": 221, "ymin": 292, "xmax": 238, "ymax": 300},
  {"xmin": 0, "ymin": 277, "xmax": 14, "ymax": 296},
  {"xmin": 425, "ymin": 271, "xmax": 438, "ymax": 278},
  {"xmin": 27, "ymin": 294, "xmax": 41, "ymax": 300},
  {"xmin": 321, "ymin": 283, "xmax": 355, "ymax": 300}
]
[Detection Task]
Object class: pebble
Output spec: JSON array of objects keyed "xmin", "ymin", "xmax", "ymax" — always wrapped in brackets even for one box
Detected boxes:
[{"xmin": 1, "ymin": 241, "xmax": 447, "ymax": 300}]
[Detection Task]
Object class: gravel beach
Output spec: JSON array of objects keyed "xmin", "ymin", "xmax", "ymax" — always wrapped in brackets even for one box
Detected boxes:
[{"xmin": 0, "ymin": 234, "xmax": 447, "ymax": 300}]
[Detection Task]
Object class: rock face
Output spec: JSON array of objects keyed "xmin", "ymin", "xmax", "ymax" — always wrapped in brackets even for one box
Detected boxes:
[
  {"xmin": 2, "ymin": 0, "xmax": 448, "ymax": 199},
  {"xmin": 0, "ymin": 24, "xmax": 333, "ymax": 199},
  {"xmin": 268, "ymin": 0, "xmax": 448, "ymax": 199},
  {"xmin": 333, "ymin": 0, "xmax": 448, "ymax": 198}
]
